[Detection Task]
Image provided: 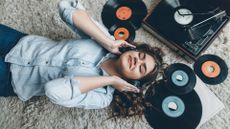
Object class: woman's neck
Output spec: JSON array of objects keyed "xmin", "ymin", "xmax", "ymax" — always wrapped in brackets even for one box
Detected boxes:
[{"xmin": 100, "ymin": 59, "xmax": 121, "ymax": 77}]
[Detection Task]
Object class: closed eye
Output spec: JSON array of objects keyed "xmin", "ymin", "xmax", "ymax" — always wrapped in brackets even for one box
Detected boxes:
[
  {"xmin": 139, "ymin": 52, "xmax": 147, "ymax": 74},
  {"xmin": 140, "ymin": 64, "xmax": 146, "ymax": 74}
]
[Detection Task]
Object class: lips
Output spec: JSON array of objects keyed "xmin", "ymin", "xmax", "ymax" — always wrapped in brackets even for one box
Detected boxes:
[{"xmin": 128, "ymin": 55, "xmax": 136, "ymax": 71}]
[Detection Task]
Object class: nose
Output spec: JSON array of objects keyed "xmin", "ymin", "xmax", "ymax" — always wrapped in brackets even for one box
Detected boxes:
[{"xmin": 135, "ymin": 57, "xmax": 144, "ymax": 66}]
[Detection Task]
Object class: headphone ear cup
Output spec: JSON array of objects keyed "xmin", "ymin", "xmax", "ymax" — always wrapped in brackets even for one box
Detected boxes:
[
  {"xmin": 128, "ymin": 80, "xmax": 142, "ymax": 88},
  {"xmin": 119, "ymin": 47, "xmax": 136, "ymax": 53}
]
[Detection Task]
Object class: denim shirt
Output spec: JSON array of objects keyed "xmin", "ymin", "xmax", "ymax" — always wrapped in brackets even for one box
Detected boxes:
[{"xmin": 4, "ymin": 0, "xmax": 115, "ymax": 109}]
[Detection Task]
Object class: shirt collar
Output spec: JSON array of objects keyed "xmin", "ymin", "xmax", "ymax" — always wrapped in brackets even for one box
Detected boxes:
[{"xmin": 96, "ymin": 53, "xmax": 118, "ymax": 76}]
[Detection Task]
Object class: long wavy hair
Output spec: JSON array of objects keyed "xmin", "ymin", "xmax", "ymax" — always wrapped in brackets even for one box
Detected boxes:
[{"xmin": 110, "ymin": 43, "xmax": 164, "ymax": 118}]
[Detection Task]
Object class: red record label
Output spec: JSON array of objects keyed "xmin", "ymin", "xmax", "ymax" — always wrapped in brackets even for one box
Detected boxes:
[{"xmin": 116, "ymin": 6, "xmax": 132, "ymax": 21}]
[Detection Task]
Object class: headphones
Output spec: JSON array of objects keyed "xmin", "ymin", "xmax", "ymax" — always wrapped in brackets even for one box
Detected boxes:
[
  {"xmin": 119, "ymin": 46, "xmax": 136, "ymax": 53},
  {"xmin": 127, "ymin": 80, "xmax": 142, "ymax": 88},
  {"xmin": 119, "ymin": 47, "xmax": 143, "ymax": 88}
]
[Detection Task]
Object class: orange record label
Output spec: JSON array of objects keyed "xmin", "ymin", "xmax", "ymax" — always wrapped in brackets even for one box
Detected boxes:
[
  {"xmin": 114, "ymin": 27, "xmax": 130, "ymax": 41},
  {"xmin": 116, "ymin": 6, "xmax": 132, "ymax": 20},
  {"xmin": 201, "ymin": 61, "xmax": 221, "ymax": 78}
]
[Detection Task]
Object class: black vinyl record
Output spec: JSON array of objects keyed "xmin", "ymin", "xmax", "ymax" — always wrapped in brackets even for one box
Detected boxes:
[
  {"xmin": 163, "ymin": 63, "xmax": 197, "ymax": 95},
  {"xmin": 193, "ymin": 54, "xmax": 228, "ymax": 85},
  {"xmin": 101, "ymin": 0, "xmax": 147, "ymax": 30},
  {"xmin": 109, "ymin": 23, "xmax": 136, "ymax": 42},
  {"xmin": 144, "ymin": 80, "xmax": 202, "ymax": 129}
]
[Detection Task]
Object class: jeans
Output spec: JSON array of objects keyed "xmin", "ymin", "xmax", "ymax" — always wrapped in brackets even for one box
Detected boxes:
[{"xmin": 0, "ymin": 24, "xmax": 27, "ymax": 96}]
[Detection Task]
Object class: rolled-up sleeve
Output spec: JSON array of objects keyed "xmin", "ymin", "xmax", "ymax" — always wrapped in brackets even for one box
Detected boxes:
[
  {"xmin": 58, "ymin": 0, "xmax": 90, "ymax": 38},
  {"xmin": 59, "ymin": 86, "xmax": 115, "ymax": 109},
  {"xmin": 45, "ymin": 77, "xmax": 115, "ymax": 109},
  {"xmin": 58, "ymin": 0, "xmax": 113, "ymax": 39},
  {"xmin": 45, "ymin": 77, "xmax": 81, "ymax": 102}
]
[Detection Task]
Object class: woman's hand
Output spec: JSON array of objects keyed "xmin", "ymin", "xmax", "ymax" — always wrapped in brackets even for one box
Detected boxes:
[
  {"xmin": 111, "ymin": 76, "xmax": 140, "ymax": 93},
  {"xmin": 108, "ymin": 40, "xmax": 136, "ymax": 54}
]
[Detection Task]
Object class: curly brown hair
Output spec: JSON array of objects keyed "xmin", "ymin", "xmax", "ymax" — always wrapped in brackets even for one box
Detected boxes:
[{"xmin": 111, "ymin": 43, "xmax": 164, "ymax": 118}]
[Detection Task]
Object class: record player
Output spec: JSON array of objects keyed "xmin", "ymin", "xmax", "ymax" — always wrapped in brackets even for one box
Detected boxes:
[{"xmin": 142, "ymin": 0, "xmax": 230, "ymax": 61}]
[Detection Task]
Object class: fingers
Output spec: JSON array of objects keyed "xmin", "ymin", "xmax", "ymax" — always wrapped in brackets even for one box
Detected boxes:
[
  {"xmin": 116, "ymin": 51, "xmax": 122, "ymax": 55},
  {"xmin": 110, "ymin": 40, "xmax": 136, "ymax": 54},
  {"xmin": 121, "ymin": 41, "xmax": 136, "ymax": 48},
  {"xmin": 124, "ymin": 42, "xmax": 136, "ymax": 48},
  {"xmin": 123, "ymin": 87, "xmax": 140, "ymax": 93},
  {"xmin": 124, "ymin": 83, "xmax": 140, "ymax": 93},
  {"xmin": 125, "ymin": 87, "xmax": 140, "ymax": 93},
  {"xmin": 117, "ymin": 40, "xmax": 136, "ymax": 48},
  {"xmin": 113, "ymin": 76, "xmax": 140, "ymax": 93}
]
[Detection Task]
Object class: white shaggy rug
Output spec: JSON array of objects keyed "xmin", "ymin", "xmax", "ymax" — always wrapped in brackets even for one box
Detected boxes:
[{"xmin": 0, "ymin": 0, "xmax": 229, "ymax": 129}]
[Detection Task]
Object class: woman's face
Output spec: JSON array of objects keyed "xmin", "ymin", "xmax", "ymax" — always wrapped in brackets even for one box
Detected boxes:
[{"xmin": 117, "ymin": 50, "xmax": 156, "ymax": 80}]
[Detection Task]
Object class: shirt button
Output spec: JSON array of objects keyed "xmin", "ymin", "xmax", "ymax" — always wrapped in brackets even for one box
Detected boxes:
[
  {"xmin": 46, "ymin": 61, "xmax": 48, "ymax": 64},
  {"xmin": 27, "ymin": 62, "xmax": 30, "ymax": 64}
]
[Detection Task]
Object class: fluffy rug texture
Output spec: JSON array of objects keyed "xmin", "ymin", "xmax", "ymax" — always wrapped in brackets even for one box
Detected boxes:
[{"xmin": 0, "ymin": 0, "xmax": 230, "ymax": 129}]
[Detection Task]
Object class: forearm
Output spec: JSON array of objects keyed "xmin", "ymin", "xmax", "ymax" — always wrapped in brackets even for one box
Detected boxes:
[
  {"xmin": 72, "ymin": 10, "xmax": 113, "ymax": 50},
  {"xmin": 45, "ymin": 76, "xmax": 115, "ymax": 108},
  {"xmin": 75, "ymin": 76, "xmax": 114, "ymax": 93}
]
